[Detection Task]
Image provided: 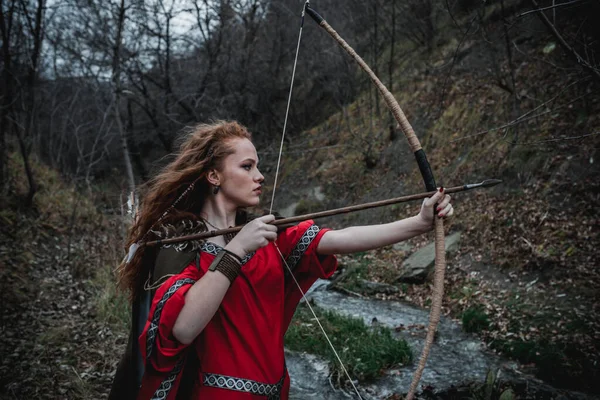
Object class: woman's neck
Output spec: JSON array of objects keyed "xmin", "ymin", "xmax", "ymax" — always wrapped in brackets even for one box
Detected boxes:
[{"xmin": 200, "ymin": 197, "xmax": 238, "ymax": 229}]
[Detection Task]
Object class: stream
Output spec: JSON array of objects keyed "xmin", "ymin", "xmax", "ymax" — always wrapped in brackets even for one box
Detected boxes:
[{"xmin": 284, "ymin": 280, "xmax": 591, "ymax": 399}]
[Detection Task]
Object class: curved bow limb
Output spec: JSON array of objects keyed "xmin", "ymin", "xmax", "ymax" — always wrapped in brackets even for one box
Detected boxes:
[{"xmin": 305, "ymin": 4, "xmax": 446, "ymax": 399}]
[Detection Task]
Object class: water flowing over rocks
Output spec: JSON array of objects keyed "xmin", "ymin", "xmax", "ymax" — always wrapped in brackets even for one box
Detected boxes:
[{"xmin": 284, "ymin": 281, "xmax": 592, "ymax": 399}]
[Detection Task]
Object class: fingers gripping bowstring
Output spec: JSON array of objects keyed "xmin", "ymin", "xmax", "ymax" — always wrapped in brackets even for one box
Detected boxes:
[{"xmin": 270, "ymin": 2, "xmax": 363, "ymax": 398}]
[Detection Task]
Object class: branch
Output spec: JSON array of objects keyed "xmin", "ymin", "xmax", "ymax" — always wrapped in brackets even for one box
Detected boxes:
[
  {"xmin": 529, "ymin": 0, "xmax": 600, "ymax": 83},
  {"xmin": 452, "ymin": 93, "xmax": 586, "ymax": 141},
  {"xmin": 518, "ymin": 0, "xmax": 590, "ymax": 18},
  {"xmin": 451, "ymin": 78, "xmax": 590, "ymax": 142},
  {"xmin": 503, "ymin": 131, "xmax": 599, "ymax": 145}
]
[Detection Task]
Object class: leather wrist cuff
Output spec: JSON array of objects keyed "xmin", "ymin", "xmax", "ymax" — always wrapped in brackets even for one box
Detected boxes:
[
  {"xmin": 223, "ymin": 248, "xmax": 243, "ymax": 264},
  {"xmin": 208, "ymin": 249, "xmax": 242, "ymax": 283}
]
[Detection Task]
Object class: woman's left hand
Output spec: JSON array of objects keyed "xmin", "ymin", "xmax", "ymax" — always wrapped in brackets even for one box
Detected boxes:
[{"xmin": 418, "ymin": 187, "xmax": 454, "ymax": 227}]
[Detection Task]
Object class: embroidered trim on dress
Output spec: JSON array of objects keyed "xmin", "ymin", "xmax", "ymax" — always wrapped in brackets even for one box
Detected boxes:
[
  {"xmin": 151, "ymin": 357, "xmax": 185, "ymax": 400},
  {"xmin": 202, "ymin": 371, "xmax": 285, "ymax": 400},
  {"xmin": 146, "ymin": 278, "xmax": 196, "ymax": 361},
  {"xmin": 285, "ymin": 224, "xmax": 320, "ymax": 274},
  {"xmin": 200, "ymin": 242, "xmax": 254, "ymax": 265}
]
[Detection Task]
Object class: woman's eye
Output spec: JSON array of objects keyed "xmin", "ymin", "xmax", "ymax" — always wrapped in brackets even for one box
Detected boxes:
[{"xmin": 242, "ymin": 164, "xmax": 252, "ymax": 171}]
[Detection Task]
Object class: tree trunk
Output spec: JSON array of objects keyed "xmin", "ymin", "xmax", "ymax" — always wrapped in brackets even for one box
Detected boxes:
[
  {"xmin": 0, "ymin": 0, "xmax": 12, "ymax": 190},
  {"xmin": 501, "ymin": 0, "xmax": 521, "ymax": 145},
  {"xmin": 388, "ymin": 0, "xmax": 397, "ymax": 140},
  {"xmin": 15, "ymin": 115, "xmax": 37, "ymax": 205},
  {"xmin": 115, "ymin": 97, "xmax": 136, "ymax": 194},
  {"xmin": 126, "ymin": 99, "xmax": 147, "ymax": 181},
  {"xmin": 372, "ymin": 1, "xmax": 380, "ymax": 117},
  {"xmin": 112, "ymin": 0, "xmax": 136, "ymax": 194}
]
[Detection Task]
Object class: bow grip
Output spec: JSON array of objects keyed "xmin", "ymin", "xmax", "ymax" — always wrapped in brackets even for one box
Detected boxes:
[{"xmin": 415, "ymin": 149, "xmax": 437, "ymax": 192}]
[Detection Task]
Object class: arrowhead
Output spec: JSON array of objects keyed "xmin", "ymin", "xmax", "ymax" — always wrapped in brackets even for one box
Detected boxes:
[{"xmin": 481, "ymin": 179, "xmax": 503, "ymax": 187}]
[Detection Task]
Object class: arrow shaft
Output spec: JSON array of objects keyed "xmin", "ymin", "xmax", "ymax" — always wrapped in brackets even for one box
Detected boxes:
[{"xmin": 145, "ymin": 180, "xmax": 500, "ymax": 247}]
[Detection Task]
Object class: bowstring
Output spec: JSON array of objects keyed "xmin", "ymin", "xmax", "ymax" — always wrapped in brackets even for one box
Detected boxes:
[
  {"xmin": 268, "ymin": 1, "xmax": 305, "ymax": 215},
  {"xmin": 274, "ymin": 245, "xmax": 363, "ymax": 398},
  {"xmin": 271, "ymin": 2, "xmax": 363, "ymax": 398}
]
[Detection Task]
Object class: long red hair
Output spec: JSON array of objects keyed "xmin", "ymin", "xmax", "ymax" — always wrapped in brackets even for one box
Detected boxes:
[{"xmin": 119, "ymin": 121, "xmax": 252, "ymax": 300}]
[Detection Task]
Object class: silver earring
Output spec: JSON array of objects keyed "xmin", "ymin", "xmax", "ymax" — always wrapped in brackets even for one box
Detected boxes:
[{"xmin": 213, "ymin": 185, "xmax": 220, "ymax": 195}]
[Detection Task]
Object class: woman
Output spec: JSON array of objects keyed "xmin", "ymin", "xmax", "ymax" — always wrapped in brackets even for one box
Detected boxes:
[{"xmin": 111, "ymin": 121, "xmax": 453, "ymax": 400}]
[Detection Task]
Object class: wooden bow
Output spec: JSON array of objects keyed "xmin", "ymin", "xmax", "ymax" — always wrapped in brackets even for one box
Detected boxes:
[{"xmin": 304, "ymin": 4, "xmax": 446, "ymax": 398}]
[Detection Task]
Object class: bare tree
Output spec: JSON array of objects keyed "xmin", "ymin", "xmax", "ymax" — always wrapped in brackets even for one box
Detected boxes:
[
  {"xmin": 0, "ymin": 0, "xmax": 47, "ymax": 204},
  {"xmin": 0, "ymin": 0, "xmax": 18, "ymax": 191},
  {"xmin": 3, "ymin": 0, "xmax": 407, "ymax": 185},
  {"xmin": 111, "ymin": 0, "xmax": 136, "ymax": 194}
]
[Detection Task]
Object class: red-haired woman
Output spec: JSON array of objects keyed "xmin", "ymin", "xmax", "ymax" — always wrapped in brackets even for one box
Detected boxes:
[{"xmin": 109, "ymin": 121, "xmax": 453, "ymax": 400}]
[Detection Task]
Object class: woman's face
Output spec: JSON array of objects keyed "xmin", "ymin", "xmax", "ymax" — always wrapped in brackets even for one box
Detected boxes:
[{"xmin": 216, "ymin": 138, "xmax": 264, "ymax": 208}]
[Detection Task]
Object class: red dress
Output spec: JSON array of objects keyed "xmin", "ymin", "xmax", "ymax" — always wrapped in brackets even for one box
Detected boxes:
[{"xmin": 137, "ymin": 220, "xmax": 337, "ymax": 400}]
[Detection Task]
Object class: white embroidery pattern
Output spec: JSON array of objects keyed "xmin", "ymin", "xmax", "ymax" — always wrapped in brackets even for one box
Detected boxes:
[
  {"xmin": 285, "ymin": 224, "xmax": 320, "ymax": 274},
  {"xmin": 146, "ymin": 278, "xmax": 196, "ymax": 361},
  {"xmin": 203, "ymin": 371, "xmax": 285, "ymax": 399},
  {"xmin": 200, "ymin": 242, "xmax": 254, "ymax": 265},
  {"xmin": 150, "ymin": 357, "xmax": 185, "ymax": 400}
]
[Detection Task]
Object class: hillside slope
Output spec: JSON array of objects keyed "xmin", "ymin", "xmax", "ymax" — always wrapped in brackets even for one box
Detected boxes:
[{"xmin": 265, "ymin": 7, "xmax": 599, "ymax": 394}]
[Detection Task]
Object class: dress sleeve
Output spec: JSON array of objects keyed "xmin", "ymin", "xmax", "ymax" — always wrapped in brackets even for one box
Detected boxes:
[
  {"xmin": 276, "ymin": 220, "xmax": 338, "ymax": 327},
  {"xmin": 138, "ymin": 263, "xmax": 202, "ymax": 373}
]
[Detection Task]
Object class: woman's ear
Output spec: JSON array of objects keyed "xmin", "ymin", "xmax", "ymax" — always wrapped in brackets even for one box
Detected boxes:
[{"xmin": 206, "ymin": 169, "xmax": 220, "ymax": 186}]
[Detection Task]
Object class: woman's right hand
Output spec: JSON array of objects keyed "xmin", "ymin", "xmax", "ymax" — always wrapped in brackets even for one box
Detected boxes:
[{"xmin": 225, "ymin": 214, "xmax": 278, "ymax": 258}]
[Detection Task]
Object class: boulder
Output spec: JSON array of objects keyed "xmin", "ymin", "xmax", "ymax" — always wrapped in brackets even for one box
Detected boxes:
[
  {"xmin": 392, "ymin": 242, "xmax": 411, "ymax": 252},
  {"xmin": 357, "ymin": 279, "xmax": 399, "ymax": 295},
  {"xmin": 395, "ymin": 231, "xmax": 462, "ymax": 284}
]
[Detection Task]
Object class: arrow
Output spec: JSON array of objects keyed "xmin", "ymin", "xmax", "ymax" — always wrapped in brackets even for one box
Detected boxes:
[{"xmin": 144, "ymin": 179, "xmax": 501, "ymax": 247}]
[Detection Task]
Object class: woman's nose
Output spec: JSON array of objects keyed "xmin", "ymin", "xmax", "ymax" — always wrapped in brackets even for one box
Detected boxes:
[{"xmin": 256, "ymin": 170, "xmax": 265, "ymax": 183}]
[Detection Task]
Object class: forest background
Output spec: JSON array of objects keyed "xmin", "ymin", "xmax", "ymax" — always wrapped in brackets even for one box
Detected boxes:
[{"xmin": 1, "ymin": 0, "xmax": 599, "ymax": 398}]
